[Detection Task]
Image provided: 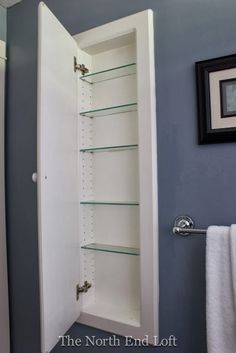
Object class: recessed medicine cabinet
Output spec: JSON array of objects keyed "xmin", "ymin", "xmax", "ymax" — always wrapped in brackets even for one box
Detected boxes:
[{"xmin": 37, "ymin": 3, "xmax": 158, "ymax": 352}]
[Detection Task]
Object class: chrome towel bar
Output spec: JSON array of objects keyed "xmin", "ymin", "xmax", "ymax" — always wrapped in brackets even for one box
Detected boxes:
[{"xmin": 173, "ymin": 215, "xmax": 207, "ymax": 236}]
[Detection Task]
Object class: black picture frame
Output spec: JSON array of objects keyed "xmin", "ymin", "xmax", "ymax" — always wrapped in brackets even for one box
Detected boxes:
[{"xmin": 196, "ymin": 54, "xmax": 236, "ymax": 144}]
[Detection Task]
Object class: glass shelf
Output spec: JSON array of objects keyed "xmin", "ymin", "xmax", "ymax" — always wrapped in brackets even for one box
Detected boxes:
[
  {"xmin": 80, "ymin": 63, "xmax": 136, "ymax": 84},
  {"xmin": 81, "ymin": 243, "xmax": 140, "ymax": 256},
  {"xmin": 80, "ymin": 103, "xmax": 137, "ymax": 118},
  {"xmin": 80, "ymin": 144, "xmax": 138, "ymax": 153},
  {"xmin": 80, "ymin": 200, "xmax": 139, "ymax": 206}
]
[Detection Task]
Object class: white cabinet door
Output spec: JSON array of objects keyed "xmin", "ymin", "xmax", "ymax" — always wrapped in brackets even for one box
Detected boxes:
[{"xmin": 37, "ymin": 3, "xmax": 80, "ymax": 352}]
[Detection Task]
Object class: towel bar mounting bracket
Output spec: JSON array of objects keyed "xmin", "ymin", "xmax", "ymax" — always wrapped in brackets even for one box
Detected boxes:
[{"xmin": 173, "ymin": 215, "xmax": 195, "ymax": 236}]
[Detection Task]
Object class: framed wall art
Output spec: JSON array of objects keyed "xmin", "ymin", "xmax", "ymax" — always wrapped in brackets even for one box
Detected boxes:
[{"xmin": 196, "ymin": 54, "xmax": 236, "ymax": 144}]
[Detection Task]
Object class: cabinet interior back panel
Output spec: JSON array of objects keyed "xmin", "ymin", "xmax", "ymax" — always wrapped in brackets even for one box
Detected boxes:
[
  {"xmin": 82, "ymin": 251, "xmax": 140, "ymax": 327},
  {"xmin": 92, "ymin": 206, "xmax": 139, "ymax": 247},
  {"xmin": 78, "ymin": 33, "xmax": 141, "ymax": 327},
  {"xmin": 83, "ymin": 150, "xmax": 139, "ymax": 200},
  {"xmin": 92, "ymin": 74, "xmax": 136, "ymax": 109},
  {"xmin": 92, "ymin": 45, "xmax": 136, "ymax": 109},
  {"xmin": 91, "ymin": 112, "xmax": 138, "ymax": 147}
]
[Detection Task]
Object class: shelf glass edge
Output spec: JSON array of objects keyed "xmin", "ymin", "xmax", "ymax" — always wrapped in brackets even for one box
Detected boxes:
[
  {"xmin": 80, "ymin": 201, "xmax": 139, "ymax": 206},
  {"xmin": 79, "ymin": 102, "xmax": 137, "ymax": 118},
  {"xmin": 81, "ymin": 243, "xmax": 140, "ymax": 256},
  {"xmin": 80, "ymin": 144, "xmax": 138, "ymax": 153},
  {"xmin": 80, "ymin": 63, "xmax": 136, "ymax": 84}
]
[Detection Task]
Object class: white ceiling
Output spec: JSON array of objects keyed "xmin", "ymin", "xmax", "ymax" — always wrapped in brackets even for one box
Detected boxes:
[{"xmin": 0, "ymin": 0, "xmax": 22, "ymax": 8}]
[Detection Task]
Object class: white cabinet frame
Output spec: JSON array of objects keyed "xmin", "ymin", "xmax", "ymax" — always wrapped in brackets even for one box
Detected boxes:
[
  {"xmin": 74, "ymin": 9, "xmax": 159, "ymax": 342},
  {"xmin": 37, "ymin": 3, "xmax": 159, "ymax": 352}
]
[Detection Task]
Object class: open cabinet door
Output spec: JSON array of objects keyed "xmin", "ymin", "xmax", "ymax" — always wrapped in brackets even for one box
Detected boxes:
[{"xmin": 37, "ymin": 3, "xmax": 79, "ymax": 352}]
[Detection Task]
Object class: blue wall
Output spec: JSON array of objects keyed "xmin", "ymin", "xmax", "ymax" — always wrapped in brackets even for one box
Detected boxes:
[
  {"xmin": 0, "ymin": 5, "xmax": 6, "ymax": 41},
  {"xmin": 6, "ymin": 1, "xmax": 236, "ymax": 353}
]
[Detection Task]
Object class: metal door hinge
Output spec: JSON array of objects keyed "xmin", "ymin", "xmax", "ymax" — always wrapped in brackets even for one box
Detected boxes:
[
  {"xmin": 74, "ymin": 57, "xmax": 89, "ymax": 75},
  {"xmin": 76, "ymin": 281, "xmax": 92, "ymax": 301}
]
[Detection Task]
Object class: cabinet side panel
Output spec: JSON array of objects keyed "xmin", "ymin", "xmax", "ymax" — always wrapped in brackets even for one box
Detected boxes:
[
  {"xmin": 37, "ymin": 3, "xmax": 79, "ymax": 352},
  {"xmin": 136, "ymin": 10, "xmax": 159, "ymax": 340}
]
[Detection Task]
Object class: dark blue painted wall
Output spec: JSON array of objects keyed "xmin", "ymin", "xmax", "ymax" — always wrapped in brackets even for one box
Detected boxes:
[
  {"xmin": 0, "ymin": 5, "xmax": 6, "ymax": 41},
  {"xmin": 6, "ymin": 0, "xmax": 236, "ymax": 353}
]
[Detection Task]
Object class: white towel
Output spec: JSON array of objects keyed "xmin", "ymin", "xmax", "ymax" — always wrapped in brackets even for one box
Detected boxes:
[{"xmin": 206, "ymin": 225, "xmax": 236, "ymax": 353}]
